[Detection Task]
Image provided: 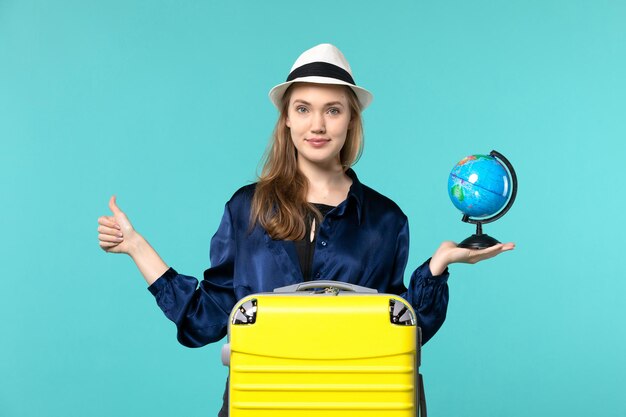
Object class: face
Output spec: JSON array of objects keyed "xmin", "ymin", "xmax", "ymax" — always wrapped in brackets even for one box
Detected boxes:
[{"xmin": 285, "ymin": 83, "xmax": 352, "ymax": 171}]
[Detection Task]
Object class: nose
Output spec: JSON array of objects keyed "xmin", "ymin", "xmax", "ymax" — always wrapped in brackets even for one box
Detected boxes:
[{"xmin": 310, "ymin": 111, "xmax": 326, "ymax": 134}]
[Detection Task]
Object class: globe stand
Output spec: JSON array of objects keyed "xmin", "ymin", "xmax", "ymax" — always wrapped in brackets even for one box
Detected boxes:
[
  {"xmin": 458, "ymin": 220, "xmax": 501, "ymax": 249},
  {"xmin": 456, "ymin": 150, "xmax": 518, "ymax": 250}
]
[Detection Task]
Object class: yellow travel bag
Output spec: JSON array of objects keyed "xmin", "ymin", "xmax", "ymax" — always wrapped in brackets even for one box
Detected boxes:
[{"xmin": 221, "ymin": 281, "xmax": 426, "ymax": 416}]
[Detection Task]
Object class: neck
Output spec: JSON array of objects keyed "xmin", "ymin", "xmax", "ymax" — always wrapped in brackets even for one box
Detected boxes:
[
  {"xmin": 298, "ymin": 159, "xmax": 352, "ymax": 205},
  {"xmin": 298, "ymin": 158, "xmax": 343, "ymax": 183}
]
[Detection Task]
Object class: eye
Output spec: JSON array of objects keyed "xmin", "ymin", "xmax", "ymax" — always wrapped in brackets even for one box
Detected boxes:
[
  {"xmin": 327, "ymin": 107, "xmax": 341, "ymax": 115},
  {"xmin": 295, "ymin": 106, "xmax": 308, "ymax": 114}
]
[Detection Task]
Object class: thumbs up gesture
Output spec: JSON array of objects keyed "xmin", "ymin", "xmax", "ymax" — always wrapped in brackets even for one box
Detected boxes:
[{"xmin": 98, "ymin": 196, "xmax": 137, "ymax": 254}]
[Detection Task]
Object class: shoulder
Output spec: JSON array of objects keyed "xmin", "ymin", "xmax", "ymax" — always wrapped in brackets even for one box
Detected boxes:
[
  {"xmin": 228, "ymin": 183, "xmax": 257, "ymax": 203},
  {"xmin": 348, "ymin": 169, "xmax": 405, "ymax": 217},
  {"xmin": 222, "ymin": 183, "xmax": 257, "ymax": 217},
  {"xmin": 357, "ymin": 180, "xmax": 408, "ymax": 224}
]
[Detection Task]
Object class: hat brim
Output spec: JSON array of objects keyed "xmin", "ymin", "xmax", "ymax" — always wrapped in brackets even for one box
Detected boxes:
[{"xmin": 269, "ymin": 76, "xmax": 373, "ymax": 111}]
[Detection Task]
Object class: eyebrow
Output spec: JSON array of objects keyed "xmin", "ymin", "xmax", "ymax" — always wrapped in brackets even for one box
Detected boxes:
[{"xmin": 292, "ymin": 99, "xmax": 345, "ymax": 107}]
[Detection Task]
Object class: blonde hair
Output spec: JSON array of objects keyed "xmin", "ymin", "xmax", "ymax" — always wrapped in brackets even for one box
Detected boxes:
[{"xmin": 250, "ymin": 84, "xmax": 364, "ymax": 240}]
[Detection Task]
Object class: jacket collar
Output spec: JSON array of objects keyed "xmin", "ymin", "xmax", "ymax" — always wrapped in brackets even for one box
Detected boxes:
[{"xmin": 342, "ymin": 168, "xmax": 364, "ymax": 225}]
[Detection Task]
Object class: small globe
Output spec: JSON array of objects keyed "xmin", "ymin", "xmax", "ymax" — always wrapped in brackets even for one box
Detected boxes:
[{"xmin": 448, "ymin": 154, "xmax": 511, "ymax": 218}]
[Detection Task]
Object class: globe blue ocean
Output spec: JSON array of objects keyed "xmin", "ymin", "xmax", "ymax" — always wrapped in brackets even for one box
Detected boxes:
[{"xmin": 448, "ymin": 154, "xmax": 511, "ymax": 218}]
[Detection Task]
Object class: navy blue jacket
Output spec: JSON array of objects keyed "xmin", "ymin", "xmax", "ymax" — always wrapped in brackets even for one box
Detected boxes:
[{"xmin": 148, "ymin": 170, "xmax": 449, "ymax": 346}]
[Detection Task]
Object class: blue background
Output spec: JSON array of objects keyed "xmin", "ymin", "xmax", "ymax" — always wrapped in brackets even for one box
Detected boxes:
[{"xmin": 1, "ymin": 1, "xmax": 624, "ymax": 416}]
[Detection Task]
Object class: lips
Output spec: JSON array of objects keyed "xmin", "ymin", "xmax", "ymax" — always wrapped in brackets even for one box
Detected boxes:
[{"xmin": 305, "ymin": 138, "xmax": 331, "ymax": 147}]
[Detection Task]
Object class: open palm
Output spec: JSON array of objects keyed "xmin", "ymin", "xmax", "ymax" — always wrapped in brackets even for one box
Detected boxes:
[{"xmin": 430, "ymin": 240, "xmax": 515, "ymax": 275}]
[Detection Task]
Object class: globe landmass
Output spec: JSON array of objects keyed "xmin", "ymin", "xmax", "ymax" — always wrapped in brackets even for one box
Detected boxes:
[{"xmin": 448, "ymin": 154, "xmax": 511, "ymax": 218}]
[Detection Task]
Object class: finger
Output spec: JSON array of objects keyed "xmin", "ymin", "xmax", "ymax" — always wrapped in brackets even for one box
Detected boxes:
[
  {"xmin": 470, "ymin": 243, "xmax": 515, "ymax": 262},
  {"xmin": 463, "ymin": 244, "xmax": 500, "ymax": 261},
  {"xmin": 478, "ymin": 243, "xmax": 515, "ymax": 255},
  {"xmin": 98, "ymin": 225, "xmax": 123, "ymax": 237},
  {"xmin": 109, "ymin": 195, "xmax": 123, "ymax": 216},
  {"xmin": 501, "ymin": 242, "xmax": 516, "ymax": 251},
  {"xmin": 99, "ymin": 240, "xmax": 118, "ymax": 247},
  {"xmin": 98, "ymin": 215, "xmax": 120, "ymax": 229},
  {"xmin": 98, "ymin": 233, "xmax": 124, "ymax": 243},
  {"xmin": 478, "ymin": 243, "xmax": 506, "ymax": 253},
  {"xmin": 99, "ymin": 241, "xmax": 120, "ymax": 251},
  {"xmin": 98, "ymin": 216, "xmax": 121, "ymax": 230},
  {"xmin": 440, "ymin": 241, "xmax": 458, "ymax": 249}
]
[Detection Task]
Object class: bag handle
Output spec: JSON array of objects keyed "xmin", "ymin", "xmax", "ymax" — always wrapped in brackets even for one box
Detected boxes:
[{"xmin": 273, "ymin": 280, "xmax": 378, "ymax": 294}]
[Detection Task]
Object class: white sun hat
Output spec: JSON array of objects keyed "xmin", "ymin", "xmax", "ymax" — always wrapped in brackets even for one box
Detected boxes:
[{"xmin": 268, "ymin": 43, "xmax": 373, "ymax": 110}]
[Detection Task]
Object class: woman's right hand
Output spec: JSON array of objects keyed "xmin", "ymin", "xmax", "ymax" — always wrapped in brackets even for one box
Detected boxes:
[
  {"xmin": 98, "ymin": 196, "xmax": 169, "ymax": 285},
  {"xmin": 98, "ymin": 196, "xmax": 138, "ymax": 255}
]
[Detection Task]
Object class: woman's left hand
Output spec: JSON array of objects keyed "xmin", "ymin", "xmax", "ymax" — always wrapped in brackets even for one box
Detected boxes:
[{"xmin": 429, "ymin": 241, "xmax": 515, "ymax": 276}]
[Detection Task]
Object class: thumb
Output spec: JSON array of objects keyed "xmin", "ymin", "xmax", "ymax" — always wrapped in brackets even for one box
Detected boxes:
[
  {"xmin": 109, "ymin": 195, "xmax": 123, "ymax": 216},
  {"xmin": 108, "ymin": 195, "xmax": 134, "ymax": 231}
]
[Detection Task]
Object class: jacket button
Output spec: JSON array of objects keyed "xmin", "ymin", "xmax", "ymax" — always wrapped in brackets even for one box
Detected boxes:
[
  {"xmin": 315, "ymin": 272, "xmax": 321, "ymax": 278},
  {"xmin": 321, "ymin": 241, "xmax": 327, "ymax": 246}
]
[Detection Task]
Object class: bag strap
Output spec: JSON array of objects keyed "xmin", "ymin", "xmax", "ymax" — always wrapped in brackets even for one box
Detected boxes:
[{"xmin": 418, "ymin": 373, "xmax": 427, "ymax": 417}]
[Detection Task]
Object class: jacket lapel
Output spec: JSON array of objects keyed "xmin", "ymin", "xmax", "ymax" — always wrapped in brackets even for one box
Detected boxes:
[{"xmin": 263, "ymin": 233, "xmax": 303, "ymax": 283}]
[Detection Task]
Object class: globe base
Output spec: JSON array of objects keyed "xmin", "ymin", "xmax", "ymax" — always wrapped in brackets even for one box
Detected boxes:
[{"xmin": 458, "ymin": 233, "xmax": 500, "ymax": 249}]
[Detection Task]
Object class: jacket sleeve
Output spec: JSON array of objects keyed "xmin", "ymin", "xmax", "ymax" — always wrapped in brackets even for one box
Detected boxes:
[
  {"xmin": 148, "ymin": 202, "xmax": 239, "ymax": 347},
  {"xmin": 394, "ymin": 218, "xmax": 450, "ymax": 345}
]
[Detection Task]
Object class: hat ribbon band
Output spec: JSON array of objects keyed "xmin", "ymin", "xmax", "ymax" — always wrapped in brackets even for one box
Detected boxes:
[{"xmin": 286, "ymin": 62, "xmax": 355, "ymax": 85}]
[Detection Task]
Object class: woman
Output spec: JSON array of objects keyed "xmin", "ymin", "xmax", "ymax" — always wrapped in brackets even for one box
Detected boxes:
[{"xmin": 97, "ymin": 43, "xmax": 514, "ymax": 415}]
